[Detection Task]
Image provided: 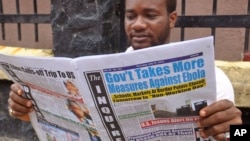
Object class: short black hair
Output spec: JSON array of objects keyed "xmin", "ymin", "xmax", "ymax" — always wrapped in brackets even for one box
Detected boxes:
[
  {"xmin": 123, "ymin": 0, "xmax": 177, "ymax": 14},
  {"xmin": 166, "ymin": 0, "xmax": 177, "ymax": 13}
]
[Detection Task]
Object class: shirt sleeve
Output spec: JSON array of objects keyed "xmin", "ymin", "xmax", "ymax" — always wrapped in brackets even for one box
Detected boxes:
[{"xmin": 215, "ymin": 67, "xmax": 235, "ymax": 103}]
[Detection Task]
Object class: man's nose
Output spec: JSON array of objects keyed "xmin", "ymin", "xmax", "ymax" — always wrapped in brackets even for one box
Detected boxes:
[{"xmin": 132, "ymin": 16, "xmax": 147, "ymax": 31}]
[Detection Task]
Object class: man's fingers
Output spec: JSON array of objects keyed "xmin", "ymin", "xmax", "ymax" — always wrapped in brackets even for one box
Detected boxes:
[
  {"xmin": 200, "ymin": 120, "xmax": 231, "ymax": 138},
  {"xmin": 200, "ymin": 120, "xmax": 235, "ymax": 141},
  {"xmin": 8, "ymin": 91, "xmax": 33, "ymax": 116},
  {"xmin": 8, "ymin": 97, "xmax": 32, "ymax": 114},
  {"xmin": 199, "ymin": 99, "xmax": 234, "ymax": 117},
  {"xmin": 199, "ymin": 116, "xmax": 242, "ymax": 139},
  {"xmin": 8, "ymin": 83, "xmax": 32, "ymax": 122},
  {"xmin": 212, "ymin": 133, "xmax": 225, "ymax": 141},
  {"xmin": 10, "ymin": 83, "xmax": 22, "ymax": 93},
  {"xmin": 197, "ymin": 100, "xmax": 242, "ymax": 140},
  {"xmin": 9, "ymin": 90, "xmax": 32, "ymax": 108},
  {"xmin": 198, "ymin": 106, "xmax": 242, "ymax": 127},
  {"xmin": 8, "ymin": 106, "xmax": 31, "ymax": 122},
  {"xmin": 8, "ymin": 106, "xmax": 28, "ymax": 117}
]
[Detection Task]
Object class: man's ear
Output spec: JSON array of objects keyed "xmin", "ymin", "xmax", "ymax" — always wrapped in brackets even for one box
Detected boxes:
[{"xmin": 169, "ymin": 11, "xmax": 177, "ymax": 29}]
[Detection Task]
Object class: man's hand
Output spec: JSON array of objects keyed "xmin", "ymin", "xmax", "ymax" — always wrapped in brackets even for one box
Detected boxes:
[
  {"xmin": 197, "ymin": 99, "xmax": 242, "ymax": 141},
  {"xmin": 8, "ymin": 83, "xmax": 33, "ymax": 121}
]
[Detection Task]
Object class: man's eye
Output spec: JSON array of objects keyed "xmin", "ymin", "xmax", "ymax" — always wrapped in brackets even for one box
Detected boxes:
[
  {"xmin": 146, "ymin": 14, "xmax": 157, "ymax": 19},
  {"xmin": 126, "ymin": 14, "xmax": 136, "ymax": 20}
]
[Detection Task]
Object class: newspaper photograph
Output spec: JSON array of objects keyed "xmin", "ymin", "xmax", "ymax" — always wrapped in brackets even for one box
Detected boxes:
[{"xmin": 0, "ymin": 36, "xmax": 216, "ymax": 141}]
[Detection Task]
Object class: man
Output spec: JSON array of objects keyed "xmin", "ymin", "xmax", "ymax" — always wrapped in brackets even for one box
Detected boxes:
[
  {"xmin": 124, "ymin": 0, "xmax": 241, "ymax": 141},
  {"xmin": 8, "ymin": 0, "xmax": 242, "ymax": 141}
]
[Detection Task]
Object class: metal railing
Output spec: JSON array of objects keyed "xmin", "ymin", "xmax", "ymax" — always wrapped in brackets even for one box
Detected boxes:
[
  {"xmin": 1, "ymin": 0, "xmax": 250, "ymax": 52},
  {"xmin": 0, "ymin": 0, "xmax": 50, "ymax": 42},
  {"xmin": 176, "ymin": 0, "xmax": 250, "ymax": 53}
]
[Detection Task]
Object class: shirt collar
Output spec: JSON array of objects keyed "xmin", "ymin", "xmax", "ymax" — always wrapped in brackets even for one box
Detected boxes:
[{"xmin": 125, "ymin": 46, "xmax": 134, "ymax": 52}]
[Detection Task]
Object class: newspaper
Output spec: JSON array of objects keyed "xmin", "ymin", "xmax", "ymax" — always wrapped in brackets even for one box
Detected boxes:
[{"xmin": 0, "ymin": 36, "xmax": 216, "ymax": 141}]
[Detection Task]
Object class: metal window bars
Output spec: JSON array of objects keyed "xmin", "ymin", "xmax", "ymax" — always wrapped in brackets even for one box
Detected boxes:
[
  {"xmin": 0, "ymin": 0, "xmax": 250, "ymax": 52},
  {"xmin": 0, "ymin": 0, "xmax": 50, "ymax": 42}
]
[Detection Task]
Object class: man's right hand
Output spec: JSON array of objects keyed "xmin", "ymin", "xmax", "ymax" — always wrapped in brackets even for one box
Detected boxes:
[{"xmin": 8, "ymin": 83, "xmax": 33, "ymax": 121}]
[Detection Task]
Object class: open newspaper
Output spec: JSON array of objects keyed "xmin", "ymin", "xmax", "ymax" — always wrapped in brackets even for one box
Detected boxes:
[{"xmin": 0, "ymin": 36, "xmax": 216, "ymax": 141}]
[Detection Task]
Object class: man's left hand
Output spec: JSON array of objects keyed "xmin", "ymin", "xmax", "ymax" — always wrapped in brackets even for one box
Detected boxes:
[{"xmin": 197, "ymin": 99, "xmax": 242, "ymax": 141}]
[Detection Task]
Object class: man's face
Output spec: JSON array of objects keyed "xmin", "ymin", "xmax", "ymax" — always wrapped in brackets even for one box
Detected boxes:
[{"xmin": 125, "ymin": 0, "xmax": 176, "ymax": 50}]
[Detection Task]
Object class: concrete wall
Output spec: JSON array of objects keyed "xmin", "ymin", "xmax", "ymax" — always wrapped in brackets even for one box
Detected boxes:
[
  {"xmin": 51, "ymin": 0, "xmax": 120, "ymax": 57},
  {"xmin": 216, "ymin": 61, "xmax": 250, "ymax": 108},
  {"xmin": 1, "ymin": 0, "xmax": 249, "ymax": 60}
]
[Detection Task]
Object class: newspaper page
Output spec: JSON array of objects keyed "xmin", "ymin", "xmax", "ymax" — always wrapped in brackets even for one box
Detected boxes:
[{"xmin": 0, "ymin": 36, "xmax": 216, "ymax": 141}]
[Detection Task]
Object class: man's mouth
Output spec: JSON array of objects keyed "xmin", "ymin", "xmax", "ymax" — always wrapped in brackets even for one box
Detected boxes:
[
  {"xmin": 131, "ymin": 34, "xmax": 149, "ymax": 42},
  {"xmin": 132, "ymin": 36, "xmax": 148, "ymax": 42}
]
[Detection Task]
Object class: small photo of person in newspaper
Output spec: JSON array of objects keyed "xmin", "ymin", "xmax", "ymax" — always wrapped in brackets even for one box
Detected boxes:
[
  {"xmin": 63, "ymin": 80, "xmax": 80, "ymax": 97},
  {"xmin": 66, "ymin": 99, "xmax": 93, "ymax": 125},
  {"xmin": 66, "ymin": 99, "xmax": 102, "ymax": 141},
  {"xmin": 88, "ymin": 130, "xmax": 102, "ymax": 141}
]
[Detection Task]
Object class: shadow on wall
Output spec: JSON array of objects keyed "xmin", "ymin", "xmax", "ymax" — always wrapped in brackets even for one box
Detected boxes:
[
  {"xmin": 0, "ymin": 80, "xmax": 38, "ymax": 141},
  {"xmin": 239, "ymin": 107, "xmax": 250, "ymax": 124}
]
